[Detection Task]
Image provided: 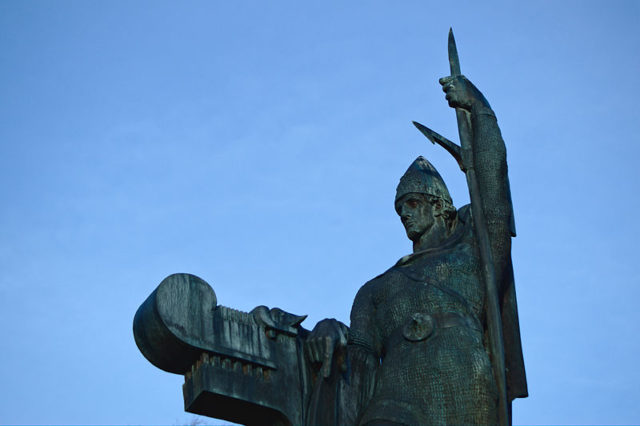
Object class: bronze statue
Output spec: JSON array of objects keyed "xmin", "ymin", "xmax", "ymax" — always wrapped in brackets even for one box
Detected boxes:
[
  {"xmin": 305, "ymin": 30, "xmax": 527, "ymax": 425},
  {"xmin": 133, "ymin": 30, "xmax": 527, "ymax": 426}
]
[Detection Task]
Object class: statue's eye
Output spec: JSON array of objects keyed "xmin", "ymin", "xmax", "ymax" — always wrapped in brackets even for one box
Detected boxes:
[{"xmin": 407, "ymin": 199, "xmax": 419, "ymax": 208}]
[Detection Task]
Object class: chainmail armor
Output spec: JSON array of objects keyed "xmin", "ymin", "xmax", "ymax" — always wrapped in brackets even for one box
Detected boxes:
[{"xmin": 350, "ymin": 206, "xmax": 498, "ymax": 425}]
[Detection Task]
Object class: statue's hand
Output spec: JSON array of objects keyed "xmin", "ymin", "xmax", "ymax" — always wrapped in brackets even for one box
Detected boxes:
[
  {"xmin": 305, "ymin": 318, "xmax": 348, "ymax": 379},
  {"xmin": 439, "ymin": 75, "xmax": 491, "ymax": 112}
]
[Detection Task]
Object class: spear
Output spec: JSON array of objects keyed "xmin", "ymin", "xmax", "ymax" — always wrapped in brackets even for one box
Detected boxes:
[{"xmin": 414, "ymin": 29, "xmax": 509, "ymax": 426}]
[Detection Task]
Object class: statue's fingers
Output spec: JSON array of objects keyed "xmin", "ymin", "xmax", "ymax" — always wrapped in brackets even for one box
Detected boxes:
[
  {"xmin": 338, "ymin": 331, "xmax": 347, "ymax": 348},
  {"xmin": 304, "ymin": 340, "xmax": 310, "ymax": 360},
  {"xmin": 321, "ymin": 336, "xmax": 335, "ymax": 379},
  {"xmin": 441, "ymin": 82, "xmax": 456, "ymax": 94},
  {"xmin": 314, "ymin": 341, "xmax": 323, "ymax": 364},
  {"xmin": 336, "ymin": 333, "xmax": 348, "ymax": 373},
  {"xmin": 439, "ymin": 76, "xmax": 454, "ymax": 86},
  {"xmin": 305, "ymin": 340, "xmax": 312, "ymax": 361},
  {"xmin": 307, "ymin": 339, "xmax": 319, "ymax": 363}
]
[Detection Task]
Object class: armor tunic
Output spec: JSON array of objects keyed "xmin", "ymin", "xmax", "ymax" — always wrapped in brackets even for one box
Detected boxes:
[{"xmin": 350, "ymin": 205, "xmax": 497, "ymax": 425}]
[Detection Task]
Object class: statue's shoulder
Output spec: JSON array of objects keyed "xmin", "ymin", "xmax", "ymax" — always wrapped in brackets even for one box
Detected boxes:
[
  {"xmin": 456, "ymin": 203, "xmax": 474, "ymax": 239},
  {"xmin": 354, "ymin": 263, "xmax": 406, "ymax": 306},
  {"xmin": 366, "ymin": 260, "xmax": 406, "ymax": 287},
  {"xmin": 354, "ymin": 204, "xmax": 474, "ymax": 305},
  {"xmin": 350, "ymin": 271, "xmax": 391, "ymax": 318},
  {"xmin": 356, "ymin": 272, "xmax": 386, "ymax": 299},
  {"xmin": 458, "ymin": 203, "xmax": 472, "ymax": 222}
]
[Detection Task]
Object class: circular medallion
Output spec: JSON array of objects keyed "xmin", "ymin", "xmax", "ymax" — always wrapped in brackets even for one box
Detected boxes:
[{"xmin": 402, "ymin": 313, "xmax": 435, "ymax": 342}]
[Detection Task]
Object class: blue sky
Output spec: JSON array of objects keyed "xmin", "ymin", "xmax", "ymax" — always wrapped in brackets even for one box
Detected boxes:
[{"xmin": 1, "ymin": 1, "xmax": 639, "ymax": 424}]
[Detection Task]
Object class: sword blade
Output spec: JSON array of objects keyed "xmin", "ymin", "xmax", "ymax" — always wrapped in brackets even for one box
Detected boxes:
[{"xmin": 448, "ymin": 28, "xmax": 461, "ymax": 76}]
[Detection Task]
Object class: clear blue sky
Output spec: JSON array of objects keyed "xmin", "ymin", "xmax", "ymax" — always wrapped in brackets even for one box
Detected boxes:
[{"xmin": 1, "ymin": 1, "xmax": 639, "ymax": 424}]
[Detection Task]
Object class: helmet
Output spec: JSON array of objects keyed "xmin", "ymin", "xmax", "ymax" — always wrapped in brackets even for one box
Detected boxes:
[{"xmin": 395, "ymin": 156, "xmax": 452, "ymax": 204}]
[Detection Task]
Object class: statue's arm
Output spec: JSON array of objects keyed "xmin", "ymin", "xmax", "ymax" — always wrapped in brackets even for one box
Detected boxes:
[
  {"xmin": 440, "ymin": 76, "xmax": 514, "ymax": 286},
  {"xmin": 305, "ymin": 284, "xmax": 379, "ymax": 425},
  {"xmin": 440, "ymin": 76, "xmax": 529, "ymax": 402},
  {"xmin": 339, "ymin": 344, "xmax": 379, "ymax": 424},
  {"xmin": 342, "ymin": 283, "xmax": 380, "ymax": 423},
  {"xmin": 471, "ymin": 101, "xmax": 512, "ymax": 284}
]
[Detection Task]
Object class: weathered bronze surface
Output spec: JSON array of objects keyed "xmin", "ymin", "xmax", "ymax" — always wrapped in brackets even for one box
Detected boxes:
[{"xmin": 133, "ymin": 30, "xmax": 527, "ymax": 425}]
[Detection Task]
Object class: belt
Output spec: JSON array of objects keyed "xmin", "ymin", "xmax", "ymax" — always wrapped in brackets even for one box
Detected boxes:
[{"xmin": 402, "ymin": 311, "xmax": 480, "ymax": 342}]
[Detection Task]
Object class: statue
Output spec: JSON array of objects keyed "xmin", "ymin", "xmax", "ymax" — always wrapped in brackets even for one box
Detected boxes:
[{"xmin": 133, "ymin": 30, "xmax": 527, "ymax": 426}]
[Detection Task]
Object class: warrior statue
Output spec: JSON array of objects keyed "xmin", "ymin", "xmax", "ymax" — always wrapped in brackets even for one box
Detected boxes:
[
  {"xmin": 133, "ymin": 31, "xmax": 527, "ymax": 426},
  {"xmin": 305, "ymin": 33, "xmax": 527, "ymax": 425}
]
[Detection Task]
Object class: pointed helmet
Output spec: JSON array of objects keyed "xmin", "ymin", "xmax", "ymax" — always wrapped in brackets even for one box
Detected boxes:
[{"xmin": 395, "ymin": 156, "xmax": 452, "ymax": 204}]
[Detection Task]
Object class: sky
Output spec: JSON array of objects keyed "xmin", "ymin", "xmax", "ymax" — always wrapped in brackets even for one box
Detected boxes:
[{"xmin": 1, "ymin": 1, "xmax": 639, "ymax": 425}]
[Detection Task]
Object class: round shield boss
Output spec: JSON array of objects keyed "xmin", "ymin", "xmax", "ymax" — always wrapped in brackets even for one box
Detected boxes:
[{"xmin": 402, "ymin": 312, "xmax": 435, "ymax": 342}]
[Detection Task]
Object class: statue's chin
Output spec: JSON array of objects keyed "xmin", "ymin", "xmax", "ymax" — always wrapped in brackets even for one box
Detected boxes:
[{"xmin": 406, "ymin": 229, "xmax": 422, "ymax": 242}]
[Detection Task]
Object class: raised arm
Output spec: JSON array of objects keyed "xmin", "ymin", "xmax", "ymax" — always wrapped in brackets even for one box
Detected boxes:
[{"xmin": 439, "ymin": 75, "xmax": 514, "ymax": 288}]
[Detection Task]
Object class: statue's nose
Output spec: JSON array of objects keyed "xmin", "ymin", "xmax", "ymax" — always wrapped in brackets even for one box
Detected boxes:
[{"xmin": 401, "ymin": 211, "xmax": 412, "ymax": 223}]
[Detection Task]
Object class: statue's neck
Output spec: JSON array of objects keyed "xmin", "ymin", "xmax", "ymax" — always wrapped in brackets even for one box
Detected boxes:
[{"xmin": 412, "ymin": 220, "xmax": 453, "ymax": 253}]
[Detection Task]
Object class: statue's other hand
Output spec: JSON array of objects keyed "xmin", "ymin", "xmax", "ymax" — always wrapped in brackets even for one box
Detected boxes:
[
  {"xmin": 305, "ymin": 318, "xmax": 348, "ymax": 379},
  {"xmin": 439, "ymin": 75, "xmax": 491, "ymax": 112}
]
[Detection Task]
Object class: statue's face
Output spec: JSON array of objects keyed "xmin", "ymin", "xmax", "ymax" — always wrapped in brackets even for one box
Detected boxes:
[{"xmin": 395, "ymin": 193, "xmax": 435, "ymax": 242}]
